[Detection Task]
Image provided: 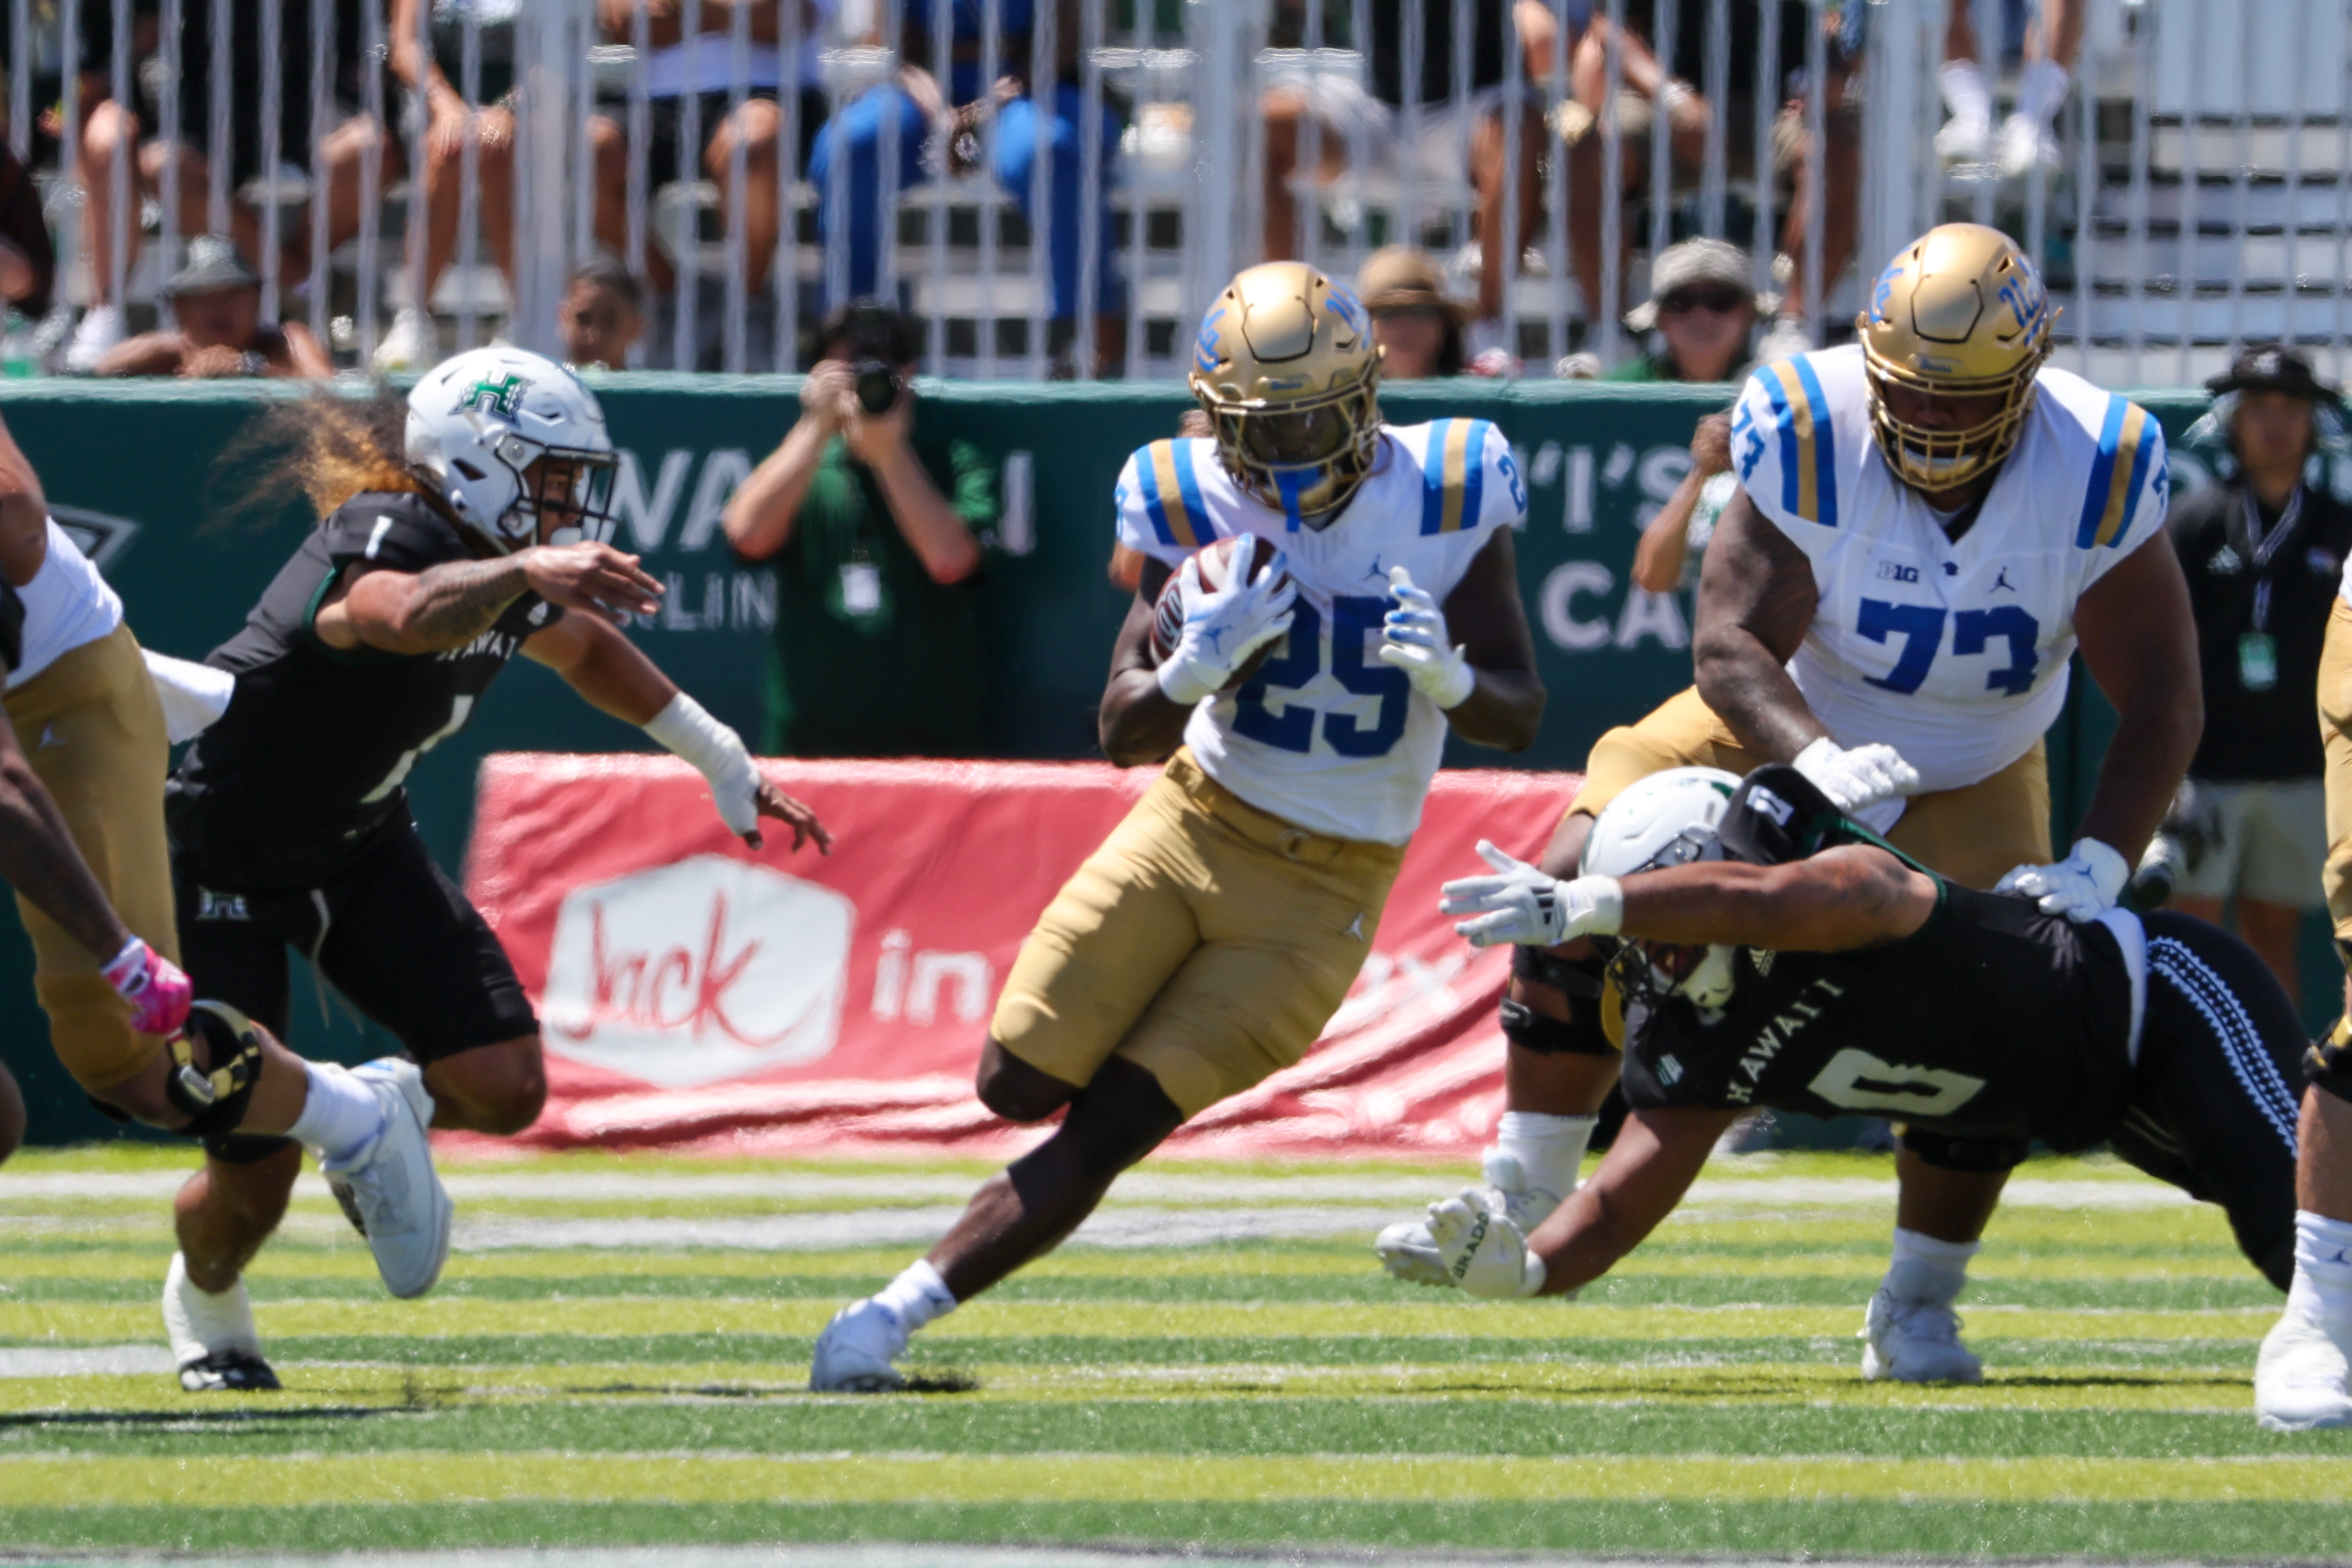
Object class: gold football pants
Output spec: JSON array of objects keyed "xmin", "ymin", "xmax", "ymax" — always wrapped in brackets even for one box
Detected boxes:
[
  {"xmin": 3, "ymin": 623, "xmax": 180, "ymax": 1092},
  {"xmin": 991, "ymin": 750, "xmax": 1404, "ymax": 1120}
]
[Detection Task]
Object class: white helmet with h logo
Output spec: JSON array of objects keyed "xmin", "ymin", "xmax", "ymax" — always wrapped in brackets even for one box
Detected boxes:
[
  {"xmin": 405, "ymin": 345, "xmax": 617, "ymax": 553},
  {"xmin": 1582, "ymin": 766, "xmax": 1742, "ymax": 1012}
]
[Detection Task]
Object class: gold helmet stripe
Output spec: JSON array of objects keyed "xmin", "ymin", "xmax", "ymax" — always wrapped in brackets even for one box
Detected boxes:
[
  {"xmin": 1139, "ymin": 438, "xmax": 1208, "ymax": 549},
  {"xmin": 1758, "ymin": 357, "xmax": 1838, "ymax": 527},
  {"xmin": 2080, "ymin": 399, "xmax": 2159, "ymax": 550}
]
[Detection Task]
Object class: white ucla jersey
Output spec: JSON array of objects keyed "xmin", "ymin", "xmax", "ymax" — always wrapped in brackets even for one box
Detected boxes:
[
  {"xmin": 1730, "ymin": 346, "xmax": 2168, "ymax": 794},
  {"xmin": 1114, "ymin": 420, "xmax": 1526, "ymax": 844}
]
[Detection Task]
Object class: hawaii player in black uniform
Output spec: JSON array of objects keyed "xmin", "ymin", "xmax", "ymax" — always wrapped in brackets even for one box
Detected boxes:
[
  {"xmin": 1423, "ymin": 763, "xmax": 2306, "ymax": 1337},
  {"xmin": 159, "ymin": 347, "xmax": 828, "ymax": 1390}
]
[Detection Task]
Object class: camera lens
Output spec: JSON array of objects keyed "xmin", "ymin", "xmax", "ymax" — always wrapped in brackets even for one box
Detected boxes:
[{"xmin": 854, "ymin": 361, "xmax": 900, "ymax": 416}]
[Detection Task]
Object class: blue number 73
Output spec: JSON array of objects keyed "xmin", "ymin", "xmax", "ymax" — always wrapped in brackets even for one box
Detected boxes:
[{"xmin": 1856, "ymin": 596, "xmax": 2039, "ymax": 697}]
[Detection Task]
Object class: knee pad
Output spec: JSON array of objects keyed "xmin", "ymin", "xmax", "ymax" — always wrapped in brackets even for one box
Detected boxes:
[
  {"xmin": 164, "ymin": 1003, "xmax": 264, "ymax": 1140},
  {"xmin": 203, "ymin": 1131, "xmax": 298, "ymax": 1163},
  {"xmin": 1502, "ymin": 948, "xmax": 1620, "ymax": 1058},
  {"xmin": 1512, "ymin": 943, "xmax": 1604, "ymax": 1001},
  {"xmin": 2307, "ymin": 1014, "xmax": 2352, "ymax": 1105},
  {"xmin": 1896, "ymin": 1125, "xmax": 2030, "ymax": 1174}
]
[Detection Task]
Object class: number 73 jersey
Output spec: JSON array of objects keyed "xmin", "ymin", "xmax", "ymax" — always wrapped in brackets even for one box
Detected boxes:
[
  {"xmin": 1115, "ymin": 422, "xmax": 1526, "ymax": 845},
  {"xmin": 1731, "ymin": 346, "xmax": 2169, "ymax": 795}
]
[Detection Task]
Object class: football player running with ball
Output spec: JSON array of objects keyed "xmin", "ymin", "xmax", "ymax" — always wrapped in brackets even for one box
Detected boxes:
[
  {"xmin": 809, "ymin": 262, "xmax": 1545, "ymax": 1391},
  {"xmin": 1426, "ymin": 765, "xmax": 2304, "ymax": 1326},
  {"xmin": 158, "ymin": 348, "xmax": 828, "ymax": 1391},
  {"xmin": 1377, "ymin": 223, "xmax": 2202, "ymax": 1384}
]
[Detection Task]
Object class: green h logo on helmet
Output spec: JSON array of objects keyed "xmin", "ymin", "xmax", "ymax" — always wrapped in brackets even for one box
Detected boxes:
[{"xmin": 459, "ymin": 373, "xmax": 528, "ymax": 418}]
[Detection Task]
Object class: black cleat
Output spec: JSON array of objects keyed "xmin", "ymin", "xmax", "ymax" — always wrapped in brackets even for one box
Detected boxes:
[{"xmin": 178, "ymin": 1349, "xmax": 282, "ymax": 1392}]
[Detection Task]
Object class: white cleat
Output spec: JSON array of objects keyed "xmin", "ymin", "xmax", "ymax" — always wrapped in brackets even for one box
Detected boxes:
[
  {"xmin": 1376, "ymin": 1149, "xmax": 1564, "ymax": 1288},
  {"xmin": 371, "ymin": 307, "xmax": 439, "ymax": 372},
  {"xmin": 1934, "ymin": 113, "xmax": 1992, "ymax": 167},
  {"xmin": 1997, "ymin": 113, "xmax": 2061, "ymax": 181},
  {"xmin": 810, "ymin": 1298, "xmax": 910, "ymax": 1392},
  {"xmin": 63, "ymin": 304, "xmax": 123, "ymax": 374},
  {"xmin": 162, "ymin": 1251, "xmax": 280, "ymax": 1392},
  {"xmin": 1860, "ymin": 1286, "xmax": 1984, "ymax": 1384},
  {"xmin": 321, "ymin": 1058, "xmax": 451, "ymax": 1300},
  {"xmin": 2255, "ymin": 1306, "xmax": 2352, "ymax": 1431}
]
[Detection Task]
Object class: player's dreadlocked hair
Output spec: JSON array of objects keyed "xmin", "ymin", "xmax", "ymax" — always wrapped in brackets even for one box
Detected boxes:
[{"xmin": 209, "ymin": 382, "xmax": 420, "ymax": 530}]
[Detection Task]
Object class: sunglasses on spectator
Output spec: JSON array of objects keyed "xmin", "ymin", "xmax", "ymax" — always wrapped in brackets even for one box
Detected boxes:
[
  {"xmin": 1657, "ymin": 286, "xmax": 1750, "ymax": 316},
  {"xmin": 1371, "ymin": 304, "xmax": 1445, "ymax": 323}
]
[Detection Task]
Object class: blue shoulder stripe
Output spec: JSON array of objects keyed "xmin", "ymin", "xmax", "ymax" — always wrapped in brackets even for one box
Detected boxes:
[
  {"xmin": 1134, "ymin": 447, "xmax": 1176, "ymax": 546},
  {"xmin": 1420, "ymin": 419, "xmax": 1453, "ymax": 535},
  {"xmin": 1461, "ymin": 419, "xmax": 1489, "ymax": 530},
  {"xmin": 1760, "ymin": 372, "xmax": 1803, "ymax": 520},
  {"xmin": 1789, "ymin": 356, "xmax": 1838, "ymax": 529},
  {"xmin": 2115, "ymin": 410, "xmax": 2159, "ymax": 546},
  {"xmin": 2076, "ymin": 397, "xmax": 2128, "ymax": 549},
  {"xmin": 1171, "ymin": 439, "xmax": 1209, "ymax": 536}
]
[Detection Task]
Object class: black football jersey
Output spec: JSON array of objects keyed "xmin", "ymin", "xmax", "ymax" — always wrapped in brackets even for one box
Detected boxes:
[
  {"xmin": 166, "ymin": 491, "xmax": 561, "ymax": 887},
  {"xmin": 1620, "ymin": 883, "xmax": 2137, "ymax": 1153}
]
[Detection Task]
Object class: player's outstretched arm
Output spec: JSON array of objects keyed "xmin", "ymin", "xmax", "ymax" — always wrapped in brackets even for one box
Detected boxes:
[
  {"xmin": 320, "ymin": 542, "xmax": 664, "ymax": 656},
  {"xmin": 2070, "ymin": 529, "xmax": 2202, "ymax": 868},
  {"xmin": 1524, "ymin": 1105, "xmax": 1739, "ymax": 1294},
  {"xmin": 526, "ymin": 614, "xmax": 830, "ymax": 853},
  {"xmin": 1099, "ymin": 555, "xmax": 1198, "ymax": 767},
  {"xmin": 1426, "ymin": 529, "xmax": 1544, "ymax": 752},
  {"xmin": 1691, "ymin": 489, "xmax": 1826, "ymax": 761},
  {"xmin": 1445, "ymin": 842, "xmax": 1936, "ymax": 953}
]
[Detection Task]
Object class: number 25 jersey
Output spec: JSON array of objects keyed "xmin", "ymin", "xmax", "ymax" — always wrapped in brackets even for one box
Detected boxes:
[
  {"xmin": 1115, "ymin": 422, "xmax": 1526, "ymax": 845},
  {"xmin": 1731, "ymin": 347, "xmax": 2169, "ymax": 795},
  {"xmin": 167, "ymin": 491, "xmax": 561, "ymax": 888}
]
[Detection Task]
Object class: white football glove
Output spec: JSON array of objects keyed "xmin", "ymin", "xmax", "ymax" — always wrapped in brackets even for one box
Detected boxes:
[
  {"xmin": 1994, "ymin": 836, "xmax": 2130, "ymax": 923},
  {"xmin": 643, "ymin": 691, "xmax": 764, "ymax": 839},
  {"xmin": 1155, "ymin": 535, "xmax": 1298, "ymax": 706},
  {"xmin": 1376, "ymin": 565, "xmax": 1475, "ymax": 710},
  {"xmin": 1424, "ymin": 1188, "xmax": 1547, "ymax": 1299},
  {"xmin": 1791, "ymin": 736, "xmax": 1921, "ymax": 816},
  {"xmin": 1439, "ymin": 841, "xmax": 1624, "ymax": 948}
]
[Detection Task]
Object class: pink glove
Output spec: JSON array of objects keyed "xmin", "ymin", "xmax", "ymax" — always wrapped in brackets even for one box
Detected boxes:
[{"xmin": 101, "ymin": 936, "xmax": 193, "ymax": 1036}]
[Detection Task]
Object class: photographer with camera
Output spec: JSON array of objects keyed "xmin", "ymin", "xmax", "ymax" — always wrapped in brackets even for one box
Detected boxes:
[{"xmin": 723, "ymin": 302, "xmax": 996, "ymax": 757}]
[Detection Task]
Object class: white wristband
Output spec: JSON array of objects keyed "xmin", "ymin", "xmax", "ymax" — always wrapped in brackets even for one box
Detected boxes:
[
  {"xmin": 644, "ymin": 692, "xmax": 761, "ymax": 835},
  {"xmin": 1154, "ymin": 656, "xmax": 1217, "ymax": 708},
  {"xmin": 1579, "ymin": 875, "xmax": 1625, "ymax": 937}
]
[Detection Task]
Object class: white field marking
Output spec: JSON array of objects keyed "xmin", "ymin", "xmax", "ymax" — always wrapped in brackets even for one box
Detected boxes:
[
  {"xmin": 453, "ymin": 1205, "xmax": 1420, "ymax": 1252},
  {"xmin": 0, "ymin": 1551, "xmax": 1948, "ymax": 1568},
  {"xmin": 0, "ymin": 1170, "xmax": 2184, "ymax": 1209},
  {"xmin": 0, "ymin": 1343, "xmax": 178, "ymax": 1376}
]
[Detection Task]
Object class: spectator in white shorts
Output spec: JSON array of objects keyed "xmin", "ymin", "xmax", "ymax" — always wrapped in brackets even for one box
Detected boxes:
[{"xmin": 2158, "ymin": 345, "xmax": 2352, "ymax": 1006}]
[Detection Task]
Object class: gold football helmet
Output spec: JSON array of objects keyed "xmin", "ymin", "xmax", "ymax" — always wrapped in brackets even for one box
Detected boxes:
[
  {"xmin": 1188, "ymin": 261, "xmax": 1381, "ymax": 526},
  {"xmin": 1858, "ymin": 223, "xmax": 2053, "ymax": 492}
]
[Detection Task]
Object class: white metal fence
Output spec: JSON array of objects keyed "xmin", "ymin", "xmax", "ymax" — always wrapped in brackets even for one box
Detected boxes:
[{"xmin": 10, "ymin": 0, "xmax": 2352, "ymax": 380}]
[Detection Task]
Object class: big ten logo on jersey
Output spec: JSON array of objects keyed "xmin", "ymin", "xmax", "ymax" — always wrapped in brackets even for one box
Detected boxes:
[
  {"xmin": 540, "ymin": 855, "xmax": 854, "ymax": 1088},
  {"xmin": 1522, "ymin": 438, "xmax": 1703, "ymax": 656}
]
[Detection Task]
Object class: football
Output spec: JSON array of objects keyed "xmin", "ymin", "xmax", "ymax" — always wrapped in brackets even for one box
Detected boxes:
[{"xmin": 1149, "ymin": 534, "xmax": 1293, "ymax": 691}]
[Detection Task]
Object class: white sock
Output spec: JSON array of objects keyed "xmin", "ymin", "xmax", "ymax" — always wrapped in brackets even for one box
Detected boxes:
[
  {"xmin": 2292, "ymin": 1210, "xmax": 2352, "ymax": 1321},
  {"xmin": 1938, "ymin": 59, "xmax": 1991, "ymax": 126},
  {"xmin": 1495, "ymin": 1111, "xmax": 1596, "ymax": 1200},
  {"xmin": 286, "ymin": 1061, "xmax": 387, "ymax": 1165},
  {"xmin": 874, "ymin": 1259, "xmax": 957, "ymax": 1332},
  {"xmin": 2016, "ymin": 58, "xmax": 2071, "ymax": 125},
  {"xmin": 1885, "ymin": 1227, "xmax": 1979, "ymax": 1305}
]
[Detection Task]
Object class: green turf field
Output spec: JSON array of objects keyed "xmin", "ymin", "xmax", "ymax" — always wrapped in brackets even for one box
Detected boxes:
[{"xmin": 0, "ymin": 1145, "xmax": 2345, "ymax": 1561}]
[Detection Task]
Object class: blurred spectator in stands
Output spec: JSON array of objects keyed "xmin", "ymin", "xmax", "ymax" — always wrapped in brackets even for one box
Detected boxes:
[
  {"xmin": 1262, "ymin": 0, "xmax": 1589, "ymax": 368},
  {"xmin": 1357, "ymin": 247, "xmax": 1467, "ymax": 380},
  {"xmin": 588, "ymin": 0, "xmax": 832, "ymax": 322},
  {"xmin": 1936, "ymin": 0, "xmax": 2080, "ymax": 179},
  {"xmin": 0, "ymin": 136, "xmax": 54, "ymax": 319},
  {"xmin": 1632, "ymin": 410, "xmax": 1734, "ymax": 594},
  {"xmin": 1580, "ymin": 1, "xmax": 1863, "ymax": 355},
  {"xmin": 93, "ymin": 236, "xmax": 330, "ymax": 379},
  {"xmin": 69, "ymin": 0, "xmax": 372, "ymax": 372},
  {"xmin": 559, "ymin": 251, "xmax": 646, "ymax": 370},
  {"xmin": 2155, "ymin": 346, "xmax": 2352, "ymax": 1005},
  {"xmin": 1606, "ymin": 239, "xmax": 1762, "ymax": 383},
  {"xmin": 361, "ymin": 0, "xmax": 524, "ymax": 370},
  {"xmin": 724, "ymin": 301, "xmax": 994, "ymax": 757},
  {"xmin": 809, "ymin": 0, "xmax": 1122, "ymax": 375},
  {"xmin": 1549, "ymin": 9, "xmax": 1704, "ymax": 333}
]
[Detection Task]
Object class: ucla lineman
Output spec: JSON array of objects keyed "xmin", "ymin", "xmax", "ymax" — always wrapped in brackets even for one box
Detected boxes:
[
  {"xmin": 809, "ymin": 261, "xmax": 1546, "ymax": 1391},
  {"xmin": 155, "ymin": 347, "xmax": 828, "ymax": 1392},
  {"xmin": 1378, "ymin": 224, "xmax": 2204, "ymax": 1384}
]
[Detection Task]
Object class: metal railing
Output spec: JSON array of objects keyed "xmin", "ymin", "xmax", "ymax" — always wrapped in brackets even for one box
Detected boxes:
[{"xmin": 11, "ymin": 0, "xmax": 2351, "ymax": 380}]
